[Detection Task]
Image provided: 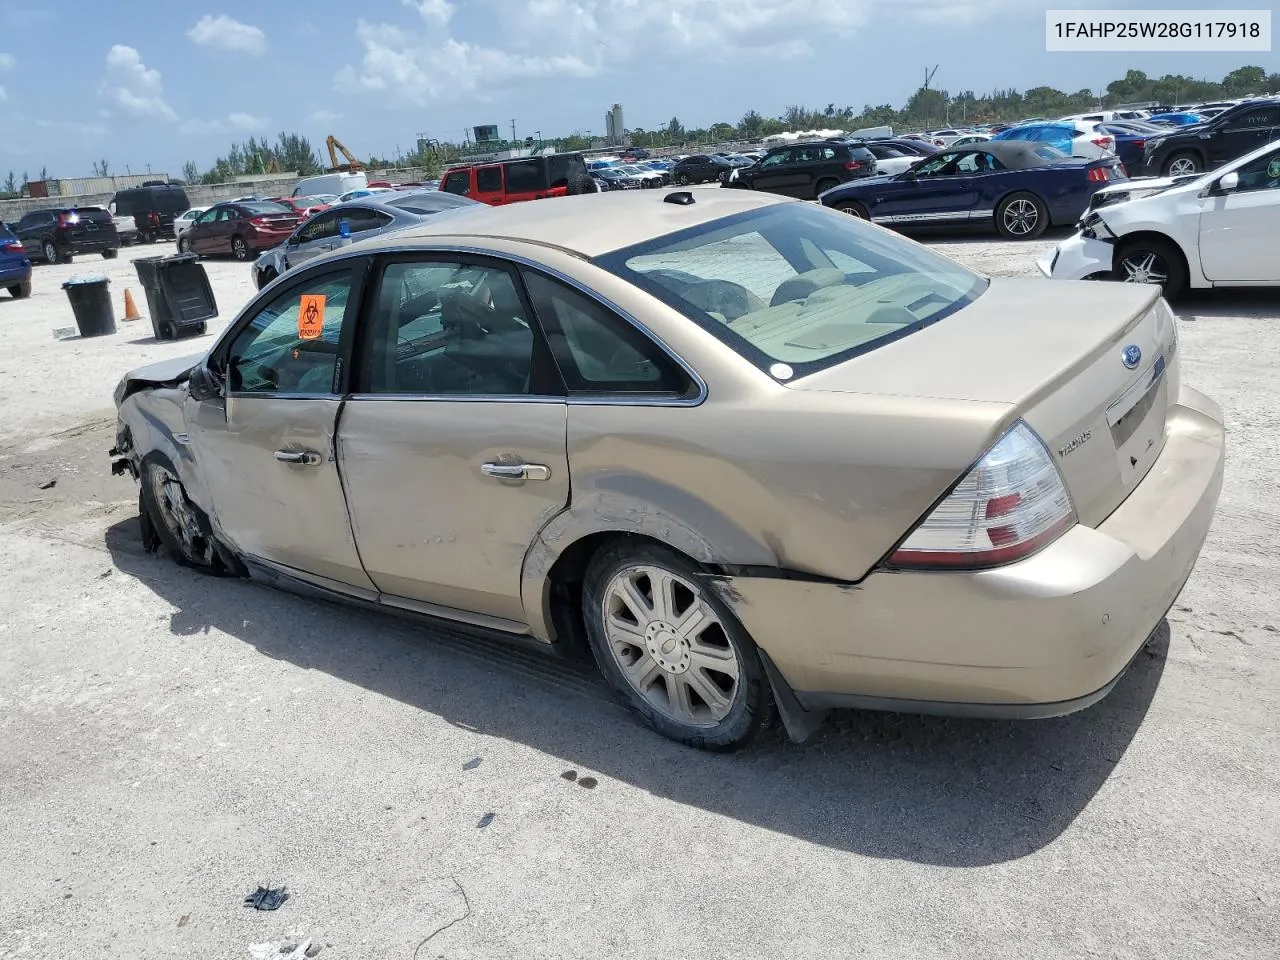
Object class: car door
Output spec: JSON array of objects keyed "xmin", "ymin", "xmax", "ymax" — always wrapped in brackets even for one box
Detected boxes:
[
  {"xmin": 473, "ymin": 165, "xmax": 505, "ymax": 204},
  {"xmin": 187, "ymin": 208, "xmax": 219, "ymax": 253},
  {"xmin": 337, "ymin": 255, "xmax": 570, "ymax": 626},
  {"xmin": 184, "ymin": 263, "xmax": 377, "ymax": 593},
  {"xmin": 1198, "ymin": 149, "xmax": 1280, "ymax": 282},
  {"xmin": 749, "ymin": 149, "xmax": 796, "ymax": 193},
  {"xmin": 285, "ymin": 210, "xmax": 341, "ymax": 268},
  {"xmin": 883, "ymin": 151, "xmax": 980, "ymax": 224},
  {"xmin": 1208, "ymin": 106, "xmax": 1280, "ymax": 166}
]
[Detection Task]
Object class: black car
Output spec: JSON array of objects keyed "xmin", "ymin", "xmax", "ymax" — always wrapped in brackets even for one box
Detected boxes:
[
  {"xmin": 724, "ymin": 140, "xmax": 878, "ymax": 199},
  {"xmin": 14, "ymin": 207, "xmax": 119, "ymax": 264},
  {"xmin": 1142, "ymin": 99, "xmax": 1280, "ymax": 176},
  {"xmin": 671, "ymin": 155, "xmax": 734, "ymax": 185},
  {"xmin": 111, "ymin": 183, "xmax": 192, "ymax": 242}
]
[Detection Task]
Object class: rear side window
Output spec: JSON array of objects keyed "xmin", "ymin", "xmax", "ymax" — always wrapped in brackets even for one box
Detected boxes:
[
  {"xmin": 442, "ymin": 171, "xmax": 471, "ymax": 195},
  {"xmin": 475, "ymin": 166, "xmax": 503, "ymax": 192},
  {"xmin": 522, "ymin": 271, "xmax": 692, "ymax": 396},
  {"xmin": 504, "ymin": 160, "xmax": 543, "ymax": 194}
]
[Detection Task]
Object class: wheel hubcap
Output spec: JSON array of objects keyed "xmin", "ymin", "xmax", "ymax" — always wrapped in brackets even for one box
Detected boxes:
[
  {"xmin": 1003, "ymin": 199, "xmax": 1038, "ymax": 235},
  {"xmin": 1120, "ymin": 251, "xmax": 1168, "ymax": 286},
  {"xmin": 44, "ymin": 242, "xmax": 56, "ymax": 260},
  {"xmin": 1169, "ymin": 158, "xmax": 1196, "ymax": 175},
  {"xmin": 602, "ymin": 564, "xmax": 740, "ymax": 726},
  {"xmin": 148, "ymin": 465, "xmax": 213, "ymax": 564}
]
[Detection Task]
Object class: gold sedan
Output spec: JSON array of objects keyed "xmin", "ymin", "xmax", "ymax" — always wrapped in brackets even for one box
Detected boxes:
[{"xmin": 110, "ymin": 189, "xmax": 1225, "ymax": 750}]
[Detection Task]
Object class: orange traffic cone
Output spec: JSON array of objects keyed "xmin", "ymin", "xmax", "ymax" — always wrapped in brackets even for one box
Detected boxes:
[{"xmin": 122, "ymin": 288, "xmax": 141, "ymax": 322}]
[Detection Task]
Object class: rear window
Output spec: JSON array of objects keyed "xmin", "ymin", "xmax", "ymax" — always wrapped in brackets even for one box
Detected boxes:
[
  {"xmin": 504, "ymin": 160, "xmax": 543, "ymax": 193},
  {"xmin": 475, "ymin": 167, "xmax": 503, "ymax": 192},
  {"xmin": 594, "ymin": 203, "xmax": 986, "ymax": 380},
  {"xmin": 442, "ymin": 171, "xmax": 471, "ymax": 195},
  {"xmin": 240, "ymin": 201, "xmax": 292, "ymax": 214}
]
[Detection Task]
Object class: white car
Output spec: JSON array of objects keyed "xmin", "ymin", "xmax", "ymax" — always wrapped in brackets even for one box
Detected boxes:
[
  {"xmin": 926, "ymin": 129, "xmax": 977, "ymax": 147},
  {"xmin": 996, "ymin": 121, "xmax": 1116, "ymax": 159},
  {"xmin": 1039, "ymin": 139, "xmax": 1280, "ymax": 297},
  {"xmin": 173, "ymin": 208, "xmax": 206, "ymax": 244},
  {"xmin": 337, "ymin": 187, "xmax": 396, "ymax": 203}
]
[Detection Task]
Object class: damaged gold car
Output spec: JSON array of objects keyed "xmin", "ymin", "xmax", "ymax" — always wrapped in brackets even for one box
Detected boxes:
[{"xmin": 110, "ymin": 190, "xmax": 1225, "ymax": 750}]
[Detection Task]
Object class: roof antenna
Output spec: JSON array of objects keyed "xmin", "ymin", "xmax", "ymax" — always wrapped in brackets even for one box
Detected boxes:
[{"xmin": 664, "ymin": 191, "xmax": 695, "ymax": 205}]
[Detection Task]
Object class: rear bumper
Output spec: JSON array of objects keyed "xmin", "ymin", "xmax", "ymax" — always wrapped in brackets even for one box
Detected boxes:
[
  {"xmin": 0, "ymin": 262, "xmax": 31, "ymax": 285},
  {"xmin": 68, "ymin": 237, "xmax": 119, "ymax": 254},
  {"xmin": 1038, "ymin": 232, "xmax": 1115, "ymax": 281},
  {"xmin": 716, "ymin": 385, "xmax": 1224, "ymax": 716}
]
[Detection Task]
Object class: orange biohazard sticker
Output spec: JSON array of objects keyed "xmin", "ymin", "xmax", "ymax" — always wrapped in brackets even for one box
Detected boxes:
[{"xmin": 297, "ymin": 294, "xmax": 326, "ymax": 340}]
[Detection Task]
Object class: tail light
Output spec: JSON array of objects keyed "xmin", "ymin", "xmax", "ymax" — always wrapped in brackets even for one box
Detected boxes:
[
  {"xmin": 887, "ymin": 421, "xmax": 1076, "ymax": 570},
  {"xmin": 1132, "ymin": 139, "xmax": 1145, "ymax": 150},
  {"xmin": 249, "ymin": 216, "xmax": 268, "ymax": 226},
  {"xmin": 57, "ymin": 213, "xmax": 70, "ymax": 227},
  {"xmin": 1091, "ymin": 136, "xmax": 1114, "ymax": 149},
  {"xmin": 2, "ymin": 240, "xmax": 22, "ymax": 252},
  {"xmin": 843, "ymin": 160, "xmax": 865, "ymax": 171},
  {"xmin": 1087, "ymin": 167, "xmax": 1109, "ymax": 182},
  {"xmin": 149, "ymin": 212, "xmax": 160, "ymax": 226}
]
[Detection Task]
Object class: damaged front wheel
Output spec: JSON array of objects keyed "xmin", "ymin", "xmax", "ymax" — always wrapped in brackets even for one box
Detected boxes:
[{"xmin": 140, "ymin": 454, "xmax": 236, "ymax": 575}]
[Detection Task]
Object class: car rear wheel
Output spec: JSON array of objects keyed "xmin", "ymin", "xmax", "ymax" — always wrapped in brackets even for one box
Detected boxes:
[
  {"xmin": 995, "ymin": 192, "xmax": 1048, "ymax": 239},
  {"xmin": 675, "ymin": 174, "xmax": 689, "ymax": 185},
  {"xmin": 139, "ymin": 454, "xmax": 234, "ymax": 574},
  {"xmin": 814, "ymin": 177, "xmax": 839, "ymax": 197},
  {"xmin": 102, "ymin": 248, "xmax": 118, "ymax": 259},
  {"xmin": 583, "ymin": 540, "xmax": 774, "ymax": 750},
  {"xmin": 1113, "ymin": 236, "xmax": 1188, "ymax": 299},
  {"xmin": 42, "ymin": 240, "xmax": 58, "ymax": 263},
  {"xmin": 231, "ymin": 236, "xmax": 251, "ymax": 261},
  {"xmin": 833, "ymin": 200, "xmax": 869, "ymax": 219},
  {"xmin": 1163, "ymin": 152, "xmax": 1201, "ymax": 177},
  {"xmin": 8, "ymin": 280, "xmax": 31, "ymax": 298}
]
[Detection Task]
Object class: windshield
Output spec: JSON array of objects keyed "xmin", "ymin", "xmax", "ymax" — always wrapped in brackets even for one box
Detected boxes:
[
  {"xmin": 1032, "ymin": 144, "xmax": 1068, "ymax": 161},
  {"xmin": 595, "ymin": 203, "xmax": 986, "ymax": 379}
]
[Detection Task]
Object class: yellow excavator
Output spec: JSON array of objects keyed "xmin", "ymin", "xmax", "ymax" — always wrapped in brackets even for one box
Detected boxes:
[{"xmin": 325, "ymin": 135, "xmax": 365, "ymax": 173}]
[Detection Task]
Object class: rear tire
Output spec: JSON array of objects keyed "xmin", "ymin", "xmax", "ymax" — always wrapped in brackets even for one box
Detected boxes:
[
  {"xmin": 995, "ymin": 192, "xmax": 1048, "ymax": 239},
  {"xmin": 232, "ymin": 235, "xmax": 251, "ymax": 261},
  {"xmin": 676, "ymin": 174, "xmax": 689, "ymax": 185},
  {"xmin": 8, "ymin": 280, "xmax": 31, "ymax": 298},
  {"xmin": 582, "ymin": 539, "xmax": 775, "ymax": 751},
  {"xmin": 814, "ymin": 177, "xmax": 839, "ymax": 197},
  {"xmin": 102, "ymin": 248, "xmax": 118, "ymax": 259},
  {"xmin": 1113, "ymin": 236, "xmax": 1188, "ymax": 299},
  {"xmin": 42, "ymin": 240, "xmax": 58, "ymax": 263},
  {"xmin": 1163, "ymin": 151, "xmax": 1202, "ymax": 177}
]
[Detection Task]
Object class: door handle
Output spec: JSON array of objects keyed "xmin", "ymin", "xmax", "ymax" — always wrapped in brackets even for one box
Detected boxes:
[
  {"xmin": 274, "ymin": 449, "xmax": 323, "ymax": 466},
  {"xmin": 481, "ymin": 462, "xmax": 551, "ymax": 481}
]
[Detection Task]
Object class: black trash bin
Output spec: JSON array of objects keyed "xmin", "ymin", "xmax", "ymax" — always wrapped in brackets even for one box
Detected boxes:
[
  {"xmin": 134, "ymin": 253, "xmax": 218, "ymax": 341},
  {"xmin": 61, "ymin": 275, "xmax": 116, "ymax": 338}
]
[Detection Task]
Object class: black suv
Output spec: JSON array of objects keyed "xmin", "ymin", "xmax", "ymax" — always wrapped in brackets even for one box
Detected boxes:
[
  {"xmin": 672, "ymin": 155, "xmax": 734, "ymax": 185},
  {"xmin": 111, "ymin": 183, "xmax": 192, "ymax": 242},
  {"xmin": 724, "ymin": 140, "xmax": 878, "ymax": 199},
  {"xmin": 1142, "ymin": 99, "xmax": 1280, "ymax": 176},
  {"xmin": 14, "ymin": 207, "xmax": 119, "ymax": 263}
]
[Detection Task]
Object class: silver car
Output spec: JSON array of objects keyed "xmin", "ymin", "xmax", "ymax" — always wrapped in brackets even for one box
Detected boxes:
[{"xmin": 252, "ymin": 191, "xmax": 480, "ymax": 289}]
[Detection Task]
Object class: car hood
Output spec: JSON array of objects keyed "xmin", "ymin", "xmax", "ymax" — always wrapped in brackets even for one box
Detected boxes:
[{"xmin": 113, "ymin": 351, "xmax": 206, "ymax": 406}]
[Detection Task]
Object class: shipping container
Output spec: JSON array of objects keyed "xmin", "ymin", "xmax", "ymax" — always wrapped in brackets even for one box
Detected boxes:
[{"xmin": 37, "ymin": 174, "xmax": 170, "ymax": 198}]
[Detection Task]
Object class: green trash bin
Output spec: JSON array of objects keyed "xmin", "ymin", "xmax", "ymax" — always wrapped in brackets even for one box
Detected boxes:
[
  {"xmin": 134, "ymin": 253, "xmax": 218, "ymax": 340},
  {"xmin": 61, "ymin": 275, "xmax": 116, "ymax": 338}
]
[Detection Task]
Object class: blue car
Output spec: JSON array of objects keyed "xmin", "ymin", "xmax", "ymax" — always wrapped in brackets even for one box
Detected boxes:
[
  {"xmin": 820, "ymin": 141, "xmax": 1127, "ymax": 239},
  {"xmin": 1097, "ymin": 124, "xmax": 1152, "ymax": 172},
  {"xmin": 1146, "ymin": 112, "xmax": 1205, "ymax": 127},
  {"xmin": 0, "ymin": 221, "xmax": 32, "ymax": 299}
]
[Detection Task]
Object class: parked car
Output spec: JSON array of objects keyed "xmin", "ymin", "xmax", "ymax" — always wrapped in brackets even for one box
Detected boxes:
[
  {"xmin": 671, "ymin": 155, "xmax": 734, "ymax": 184},
  {"xmin": 180, "ymin": 201, "xmax": 302, "ymax": 261},
  {"xmin": 616, "ymin": 164, "xmax": 665, "ymax": 188},
  {"xmin": 864, "ymin": 142, "xmax": 922, "ymax": 175},
  {"xmin": 591, "ymin": 168, "xmax": 645, "ymax": 191},
  {"xmin": 948, "ymin": 134, "xmax": 991, "ymax": 147},
  {"xmin": 0, "ymin": 221, "xmax": 32, "ymax": 298},
  {"xmin": 992, "ymin": 122, "xmax": 1116, "ymax": 159},
  {"xmin": 272, "ymin": 196, "xmax": 331, "ymax": 218},
  {"xmin": 14, "ymin": 207, "xmax": 120, "ymax": 263},
  {"xmin": 439, "ymin": 154, "xmax": 596, "ymax": 204},
  {"xmin": 1098, "ymin": 123, "xmax": 1154, "ymax": 171},
  {"xmin": 336, "ymin": 187, "xmax": 396, "ymax": 204},
  {"xmin": 173, "ymin": 208, "xmax": 207, "ymax": 245},
  {"xmin": 1040, "ymin": 139, "xmax": 1280, "ymax": 298},
  {"xmin": 1145, "ymin": 112, "xmax": 1205, "ymax": 127},
  {"xmin": 1060, "ymin": 110, "xmax": 1150, "ymax": 124},
  {"xmin": 1140, "ymin": 99, "xmax": 1280, "ymax": 176},
  {"xmin": 291, "ymin": 172, "xmax": 368, "ymax": 199},
  {"xmin": 870, "ymin": 138, "xmax": 939, "ymax": 157},
  {"xmin": 724, "ymin": 141, "xmax": 878, "ymax": 198},
  {"xmin": 109, "ymin": 189, "xmax": 1224, "ymax": 750},
  {"xmin": 926, "ymin": 128, "xmax": 978, "ymax": 147},
  {"xmin": 111, "ymin": 183, "xmax": 192, "ymax": 242},
  {"xmin": 108, "ymin": 204, "xmax": 139, "ymax": 245},
  {"xmin": 821, "ymin": 141, "xmax": 1126, "ymax": 239},
  {"xmin": 252, "ymin": 192, "xmax": 479, "ymax": 289}
]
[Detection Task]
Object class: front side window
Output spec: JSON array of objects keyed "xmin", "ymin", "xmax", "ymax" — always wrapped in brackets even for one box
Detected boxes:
[
  {"xmin": 1233, "ymin": 149, "xmax": 1280, "ymax": 192},
  {"xmin": 522, "ymin": 271, "xmax": 691, "ymax": 396},
  {"xmin": 761, "ymin": 151, "xmax": 791, "ymax": 168},
  {"xmin": 1230, "ymin": 108, "xmax": 1280, "ymax": 129},
  {"xmin": 297, "ymin": 212, "xmax": 339, "ymax": 243},
  {"xmin": 338, "ymin": 208, "xmax": 392, "ymax": 235},
  {"xmin": 595, "ymin": 204, "xmax": 986, "ymax": 379},
  {"xmin": 225, "ymin": 270, "xmax": 355, "ymax": 394},
  {"xmin": 195, "ymin": 209, "xmax": 219, "ymax": 224},
  {"xmin": 914, "ymin": 152, "xmax": 959, "ymax": 176},
  {"xmin": 361, "ymin": 260, "xmax": 538, "ymax": 396},
  {"xmin": 475, "ymin": 166, "xmax": 503, "ymax": 192}
]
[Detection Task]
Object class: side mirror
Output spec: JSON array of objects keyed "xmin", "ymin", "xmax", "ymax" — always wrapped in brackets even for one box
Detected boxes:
[
  {"xmin": 187, "ymin": 363, "xmax": 222, "ymax": 402},
  {"xmin": 1218, "ymin": 171, "xmax": 1240, "ymax": 192}
]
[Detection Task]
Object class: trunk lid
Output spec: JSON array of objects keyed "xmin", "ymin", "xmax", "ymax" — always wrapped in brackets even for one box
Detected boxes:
[{"xmin": 789, "ymin": 278, "xmax": 1179, "ymax": 527}]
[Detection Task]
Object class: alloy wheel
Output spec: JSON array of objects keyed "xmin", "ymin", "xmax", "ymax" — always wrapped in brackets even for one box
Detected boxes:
[
  {"xmin": 232, "ymin": 237, "xmax": 249, "ymax": 261},
  {"xmin": 146, "ymin": 463, "xmax": 215, "ymax": 566},
  {"xmin": 1168, "ymin": 156, "xmax": 1199, "ymax": 176},
  {"xmin": 1002, "ymin": 199, "xmax": 1039, "ymax": 236},
  {"xmin": 600, "ymin": 564, "xmax": 741, "ymax": 726},
  {"xmin": 1119, "ymin": 251, "xmax": 1169, "ymax": 286},
  {"xmin": 43, "ymin": 240, "xmax": 57, "ymax": 262}
]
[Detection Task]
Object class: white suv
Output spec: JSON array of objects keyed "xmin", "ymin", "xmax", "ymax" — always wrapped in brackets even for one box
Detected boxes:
[{"xmin": 1039, "ymin": 139, "xmax": 1280, "ymax": 297}]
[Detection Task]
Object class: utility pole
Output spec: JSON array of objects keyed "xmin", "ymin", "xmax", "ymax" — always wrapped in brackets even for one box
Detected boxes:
[
  {"xmin": 510, "ymin": 119, "xmax": 517, "ymax": 146},
  {"xmin": 923, "ymin": 64, "xmax": 939, "ymax": 131}
]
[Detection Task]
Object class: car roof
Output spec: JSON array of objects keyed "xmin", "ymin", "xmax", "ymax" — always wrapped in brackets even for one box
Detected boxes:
[
  {"xmin": 363, "ymin": 189, "xmax": 792, "ymax": 258},
  {"xmin": 941, "ymin": 141, "xmax": 1061, "ymax": 168}
]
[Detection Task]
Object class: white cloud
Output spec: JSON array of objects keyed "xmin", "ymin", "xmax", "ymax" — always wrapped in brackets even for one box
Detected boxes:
[
  {"xmin": 0, "ymin": 86, "xmax": 7, "ymax": 102},
  {"xmin": 188, "ymin": 14, "xmax": 267, "ymax": 54},
  {"xmin": 179, "ymin": 112, "xmax": 268, "ymax": 136},
  {"xmin": 309, "ymin": 109, "xmax": 343, "ymax": 123},
  {"xmin": 0, "ymin": 53, "xmax": 14, "ymax": 70},
  {"xmin": 404, "ymin": 0, "xmax": 454, "ymax": 23},
  {"xmin": 228, "ymin": 111, "xmax": 266, "ymax": 130},
  {"xmin": 101, "ymin": 45, "xmax": 176, "ymax": 121}
]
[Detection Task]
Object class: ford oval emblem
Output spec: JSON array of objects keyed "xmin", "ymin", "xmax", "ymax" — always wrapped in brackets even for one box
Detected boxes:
[{"xmin": 1121, "ymin": 344, "xmax": 1142, "ymax": 369}]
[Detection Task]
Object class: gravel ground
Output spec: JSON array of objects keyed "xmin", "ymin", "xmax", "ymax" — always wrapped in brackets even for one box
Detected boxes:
[{"xmin": 0, "ymin": 229, "xmax": 1277, "ymax": 959}]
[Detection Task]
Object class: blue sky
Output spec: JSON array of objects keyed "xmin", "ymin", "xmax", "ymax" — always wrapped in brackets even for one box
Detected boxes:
[{"xmin": 0, "ymin": 1, "xmax": 1268, "ymax": 179}]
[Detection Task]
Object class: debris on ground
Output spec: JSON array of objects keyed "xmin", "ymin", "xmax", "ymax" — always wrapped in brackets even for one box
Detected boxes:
[
  {"xmin": 412, "ymin": 878, "xmax": 472, "ymax": 960},
  {"xmin": 561, "ymin": 769, "xmax": 578, "ymax": 782},
  {"xmin": 462, "ymin": 757, "xmax": 482, "ymax": 770},
  {"xmin": 577, "ymin": 776, "xmax": 598, "ymax": 790},
  {"xmin": 477, "ymin": 812, "xmax": 495, "ymax": 829},
  {"xmin": 244, "ymin": 886, "xmax": 289, "ymax": 911},
  {"xmin": 37, "ymin": 479, "xmax": 56, "ymax": 490}
]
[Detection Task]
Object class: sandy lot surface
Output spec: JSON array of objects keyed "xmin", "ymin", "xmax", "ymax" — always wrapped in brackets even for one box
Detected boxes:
[{"xmin": 1, "ymin": 230, "xmax": 1277, "ymax": 959}]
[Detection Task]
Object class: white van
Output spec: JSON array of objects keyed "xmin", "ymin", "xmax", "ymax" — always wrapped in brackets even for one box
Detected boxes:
[{"xmin": 291, "ymin": 172, "xmax": 368, "ymax": 198}]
